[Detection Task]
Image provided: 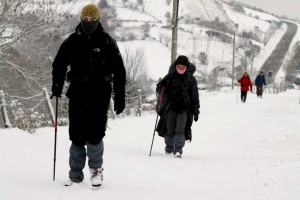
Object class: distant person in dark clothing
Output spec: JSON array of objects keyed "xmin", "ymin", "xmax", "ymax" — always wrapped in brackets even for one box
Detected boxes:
[
  {"xmin": 156, "ymin": 55, "xmax": 200, "ymax": 158},
  {"xmin": 255, "ymin": 71, "xmax": 266, "ymax": 98},
  {"xmin": 51, "ymin": 4, "xmax": 126, "ymax": 187},
  {"xmin": 238, "ymin": 72, "xmax": 252, "ymax": 103}
]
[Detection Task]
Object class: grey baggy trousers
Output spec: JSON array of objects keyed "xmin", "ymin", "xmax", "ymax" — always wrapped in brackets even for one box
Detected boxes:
[
  {"xmin": 69, "ymin": 141, "xmax": 104, "ymax": 181},
  {"xmin": 165, "ymin": 110, "xmax": 187, "ymax": 153}
]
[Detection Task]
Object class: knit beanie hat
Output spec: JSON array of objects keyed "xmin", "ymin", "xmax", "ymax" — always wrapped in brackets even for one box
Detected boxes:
[
  {"xmin": 174, "ymin": 55, "xmax": 189, "ymax": 67},
  {"xmin": 81, "ymin": 4, "xmax": 100, "ymax": 20}
]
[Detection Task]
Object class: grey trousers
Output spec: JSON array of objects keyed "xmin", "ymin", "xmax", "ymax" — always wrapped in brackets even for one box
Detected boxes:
[
  {"xmin": 166, "ymin": 110, "xmax": 187, "ymax": 134},
  {"xmin": 69, "ymin": 141, "xmax": 104, "ymax": 181},
  {"xmin": 165, "ymin": 110, "xmax": 187, "ymax": 153}
]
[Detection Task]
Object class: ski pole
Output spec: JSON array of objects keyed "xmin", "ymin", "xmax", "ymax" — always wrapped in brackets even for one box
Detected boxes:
[
  {"xmin": 236, "ymin": 84, "xmax": 239, "ymax": 103},
  {"xmin": 53, "ymin": 97, "xmax": 59, "ymax": 181},
  {"xmin": 149, "ymin": 85, "xmax": 164, "ymax": 156},
  {"xmin": 149, "ymin": 114, "xmax": 159, "ymax": 156}
]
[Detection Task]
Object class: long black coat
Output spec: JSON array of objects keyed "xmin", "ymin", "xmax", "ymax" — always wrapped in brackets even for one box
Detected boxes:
[
  {"xmin": 52, "ymin": 23, "xmax": 126, "ymax": 146},
  {"xmin": 155, "ymin": 71, "xmax": 200, "ymax": 141}
]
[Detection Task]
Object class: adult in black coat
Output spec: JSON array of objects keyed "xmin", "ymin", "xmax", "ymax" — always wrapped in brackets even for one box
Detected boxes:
[
  {"xmin": 156, "ymin": 55, "xmax": 200, "ymax": 157},
  {"xmin": 51, "ymin": 4, "xmax": 126, "ymax": 186}
]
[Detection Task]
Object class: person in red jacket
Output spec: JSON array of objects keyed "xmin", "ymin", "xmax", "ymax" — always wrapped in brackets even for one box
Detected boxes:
[{"xmin": 238, "ymin": 72, "xmax": 252, "ymax": 102}]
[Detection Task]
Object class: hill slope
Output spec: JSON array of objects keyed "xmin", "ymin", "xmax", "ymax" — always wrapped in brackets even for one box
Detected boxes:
[{"xmin": 58, "ymin": 0, "xmax": 298, "ymax": 84}]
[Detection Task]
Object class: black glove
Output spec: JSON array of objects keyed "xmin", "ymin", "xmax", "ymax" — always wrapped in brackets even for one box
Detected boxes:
[
  {"xmin": 114, "ymin": 100, "xmax": 125, "ymax": 115},
  {"xmin": 194, "ymin": 114, "xmax": 198, "ymax": 122},
  {"xmin": 51, "ymin": 83, "xmax": 62, "ymax": 99}
]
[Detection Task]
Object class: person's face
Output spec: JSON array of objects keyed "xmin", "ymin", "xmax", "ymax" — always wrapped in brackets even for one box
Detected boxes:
[
  {"xmin": 260, "ymin": 72, "xmax": 263, "ymax": 76},
  {"xmin": 80, "ymin": 16, "xmax": 99, "ymax": 35},
  {"xmin": 176, "ymin": 64, "xmax": 187, "ymax": 70},
  {"xmin": 176, "ymin": 64, "xmax": 187, "ymax": 75},
  {"xmin": 243, "ymin": 73, "xmax": 248, "ymax": 77},
  {"xmin": 81, "ymin": 16, "xmax": 98, "ymax": 22}
]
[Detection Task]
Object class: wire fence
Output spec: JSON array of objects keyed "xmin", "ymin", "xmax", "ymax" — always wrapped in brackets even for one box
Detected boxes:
[
  {"xmin": 2, "ymin": 81, "xmax": 291, "ymax": 131},
  {"xmin": 0, "ymin": 88, "xmax": 149, "ymax": 131}
]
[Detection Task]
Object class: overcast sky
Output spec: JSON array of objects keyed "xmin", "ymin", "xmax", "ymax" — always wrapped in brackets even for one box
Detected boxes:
[{"xmin": 234, "ymin": 0, "xmax": 300, "ymax": 19}]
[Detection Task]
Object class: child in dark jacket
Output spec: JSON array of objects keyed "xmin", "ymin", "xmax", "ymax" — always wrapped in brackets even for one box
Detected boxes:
[
  {"xmin": 156, "ymin": 55, "xmax": 200, "ymax": 157},
  {"xmin": 238, "ymin": 72, "xmax": 253, "ymax": 102}
]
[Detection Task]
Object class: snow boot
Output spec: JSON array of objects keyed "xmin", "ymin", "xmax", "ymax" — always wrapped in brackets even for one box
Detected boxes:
[
  {"xmin": 174, "ymin": 151, "xmax": 182, "ymax": 158},
  {"xmin": 64, "ymin": 178, "xmax": 82, "ymax": 186},
  {"xmin": 90, "ymin": 168, "xmax": 103, "ymax": 187},
  {"xmin": 165, "ymin": 145, "xmax": 174, "ymax": 154}
]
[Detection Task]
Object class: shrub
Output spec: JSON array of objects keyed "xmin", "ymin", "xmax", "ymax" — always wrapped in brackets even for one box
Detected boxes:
[{"xmin": 10, "ymin": 100, "xmax": 48, "ymax": 133}]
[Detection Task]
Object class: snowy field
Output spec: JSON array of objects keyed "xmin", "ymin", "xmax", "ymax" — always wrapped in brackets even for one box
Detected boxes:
[
  {"xmin": 1, "ymin": 88, "xmax": 300, "ymax": 200},
  {"xmin": 222, "ymin": 2, "xmax": 271, "ymax": 32}
]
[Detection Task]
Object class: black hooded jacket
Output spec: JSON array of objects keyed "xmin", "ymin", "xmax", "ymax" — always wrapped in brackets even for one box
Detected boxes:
[
  {"xmin": 52, "ymin": 22, "xmax": 126, "ymax": 144},
  {"xmin": 52, "ymin": 23, "xmax": 126, "ymax": 106},
  {"xmin": 156, "ymin": 63, "xmax": 200, "ymax": 141}
]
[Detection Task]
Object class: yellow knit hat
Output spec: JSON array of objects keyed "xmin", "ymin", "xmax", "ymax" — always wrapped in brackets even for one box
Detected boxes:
[{"xmin": 81, "ymin": 4, "xmax": 100, "ymax": 20}]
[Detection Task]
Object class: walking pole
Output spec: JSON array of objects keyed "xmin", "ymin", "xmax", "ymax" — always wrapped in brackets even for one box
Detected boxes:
[
  {"xmin": 53, "ymin": 97, "xmax": 59, "ymax": 181},
  {"xmin": 149, "ymin": 85, "xmax": 164, "ymax": 156},
  {"xmin": 236, "ymin": 83, "xmax": 239, "ymax": 103},
  {"xmin": 149, "ymin": 114, "xmax": 159, "ymax": 156}
]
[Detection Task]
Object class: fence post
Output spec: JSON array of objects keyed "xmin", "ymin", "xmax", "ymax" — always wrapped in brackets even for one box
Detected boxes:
[
  {"xmin": 138, "ymin": 89, "xmax": 142, "ymax": 116},
  {"xmin": 43, "ymin": 88, "xmax": 55, "ymax": 126},
  {"xmin": 0, "ymin": 90, "xmax": 12, "ymax": 128}
]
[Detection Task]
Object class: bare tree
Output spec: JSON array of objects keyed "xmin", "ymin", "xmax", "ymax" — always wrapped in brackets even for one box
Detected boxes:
[
  {"xmin": 166, "ymin": 0, "xmax": 172, "ymax": 6},
  {"xmin": 123, "ymin": 47, "xmax": 148, "ymax": 82},
  {"xmin": 0, "ymin": 0, "xmax": 78, "ymax": 127},
  {"xmin": 285, "ymin": 42, "xmax": 300, "ymax": 83},
  {"xmin": 122, "ymin": 47, "xmax": 151, "ymax": 97},
  {"xmin": 100, "ymin": 7, "xmax": 117, "ymax": 33},
  {"xmin": 159, "ymin": 33, "xmax": 170, "ymax": 47},
  {"xmin": 99, "ymin": 0, "xmax": 109, "ymax": 8},
  {"xmin": 121, "ymin": 47, "xmax": 154, "ymax": 115},
  {"xmin": 137, "ymin": 0, "xmax": 143, "ymax": 6},
  {"xmin": 0, "ymin": 0, "xmax": 77, "ymax": 94}
]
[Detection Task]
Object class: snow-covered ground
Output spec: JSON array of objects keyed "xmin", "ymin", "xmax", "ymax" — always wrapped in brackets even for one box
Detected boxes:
[
  {"xmin": 182, "ymin": 0, "xmax": 229, "ymax": 22},
  {"xmin": 1, "ymin": 88, "xmax": 300, "ymax": 200},
  {"xmin": 243, "ymin": 7, "xmax": 280, "ymax": 22},
  {"xmin": 222, "ymin": 3, "xmax": 271, "ymax": 32},
  {"xmin": 116, "ymin": 7, "xmax": 157, "ymax": 22}
]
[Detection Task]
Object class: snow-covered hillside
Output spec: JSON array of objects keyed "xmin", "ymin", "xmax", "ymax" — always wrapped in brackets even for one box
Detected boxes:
[
  {"xmin": 222, "ymin": 3, "xmax": 272, "ymax": 32},
  {"xmin": 59, "ymin": 0, "xmax": 287, "ymax": 81},
  {"xmin": 181, "ymin": 0, "xmax": 229, "ymax": 22}
]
